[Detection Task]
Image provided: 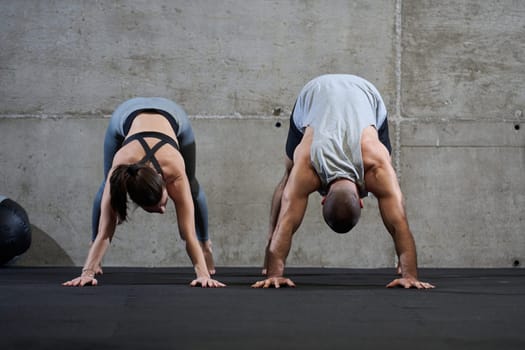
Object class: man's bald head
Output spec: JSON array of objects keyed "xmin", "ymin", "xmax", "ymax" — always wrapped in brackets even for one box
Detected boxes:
[{"xmin": 322, "ymin": 179, "xmax": 361, "ymax": 233}]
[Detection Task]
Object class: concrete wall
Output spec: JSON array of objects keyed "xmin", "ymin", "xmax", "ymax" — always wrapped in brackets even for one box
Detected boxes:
[{"xmin": 1, "ymin": 0, "xmax": 523, "ymax": 269}]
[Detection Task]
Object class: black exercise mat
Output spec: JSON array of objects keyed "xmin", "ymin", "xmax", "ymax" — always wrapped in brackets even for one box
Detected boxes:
[{"xmin": 1, "ymin": 267, "xmax": 524, "ymax": 350}]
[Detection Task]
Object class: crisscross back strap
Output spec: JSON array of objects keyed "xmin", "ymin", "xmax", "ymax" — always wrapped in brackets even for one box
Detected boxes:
[{"xmin": 122, "ymin": 131, "xmax": 180, "ymax": 176}]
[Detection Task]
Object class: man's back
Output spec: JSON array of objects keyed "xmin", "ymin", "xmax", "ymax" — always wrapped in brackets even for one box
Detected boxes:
[{"xmin": 291, "ymin": 74, "xmax": 389, "ymax": 196}]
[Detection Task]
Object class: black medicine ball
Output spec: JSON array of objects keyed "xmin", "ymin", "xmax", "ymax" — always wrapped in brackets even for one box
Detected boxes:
[{"xmin": 0, "ymin": 197, "xmax": 32, "ymax": 265}]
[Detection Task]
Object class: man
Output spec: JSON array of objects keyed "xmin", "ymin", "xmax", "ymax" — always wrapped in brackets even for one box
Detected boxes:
[{"xmin": 252, "ymin": 74, "xmax": 434, "ymax": 289}]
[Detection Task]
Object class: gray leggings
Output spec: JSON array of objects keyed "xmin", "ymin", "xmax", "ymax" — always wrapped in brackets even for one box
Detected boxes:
[{"xmin": 91, "ymin": 98, "xmax": 209, "ymax": 242}]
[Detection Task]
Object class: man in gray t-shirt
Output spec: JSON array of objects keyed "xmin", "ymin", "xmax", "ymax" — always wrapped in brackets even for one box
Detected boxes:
[{"xmin": 253, "ymin": 74, "xmax": 434, "ymax": 290}]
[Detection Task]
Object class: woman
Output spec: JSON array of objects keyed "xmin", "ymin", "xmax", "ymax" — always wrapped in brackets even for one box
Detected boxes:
[{"xmin": 64, "ymin": 97, "xmax": 224, "ymax": 287}]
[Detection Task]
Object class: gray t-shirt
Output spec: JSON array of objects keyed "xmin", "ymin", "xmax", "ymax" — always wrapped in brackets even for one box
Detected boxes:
[{"xmin": 292, "ymin": 74, "xmax": 388, "ymax": 197}]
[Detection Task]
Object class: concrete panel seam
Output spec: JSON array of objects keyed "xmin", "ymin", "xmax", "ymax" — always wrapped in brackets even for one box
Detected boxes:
[
  {"xmin": 394, "ymin": 0, "xmax": 402, "ymax": 120},
  {"xmin": 397, "ymin": 117, "xmax": 524, "ymax": 123},
  {"xmin": 0, "ymin": 114, "xmax": 111, "ymax": 120},
  {"xmin": 0, "ymin": 114, "xmax": 282, "ymax": 120},
  {"xmin": 392, "ymin": 0, "xmax": 403, "ymax": 269},
  {"xmin": 401, "ymin": 145, "xmax": 524, "ymax": 149},
  {"xmin": 191, "ymin": 115, "xmax": 282, "ymax": 120}
]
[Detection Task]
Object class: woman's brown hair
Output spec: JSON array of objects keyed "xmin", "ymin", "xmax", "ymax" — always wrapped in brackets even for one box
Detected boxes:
[{"xmin": 109, "ymin": 163, "xmax": 165, "ymax": 222}]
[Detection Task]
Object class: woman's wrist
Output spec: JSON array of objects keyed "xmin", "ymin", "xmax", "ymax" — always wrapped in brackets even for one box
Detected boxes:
[
  {"xmin": 194, "ymin": 265, "xmax": 210, "ymax": 279},
  {"xmin": 81, "ymin": 268, "xmax": 95, "ymax": 278}
]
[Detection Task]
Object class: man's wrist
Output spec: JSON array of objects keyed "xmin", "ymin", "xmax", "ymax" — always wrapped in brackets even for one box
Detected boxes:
[
  {"xmin": 266, "ymin": 263, "xmax": 284, "ymax": 278},
  {"xmin": 401, "ymin": 268, "xmax": 418, "ymax": 280}
]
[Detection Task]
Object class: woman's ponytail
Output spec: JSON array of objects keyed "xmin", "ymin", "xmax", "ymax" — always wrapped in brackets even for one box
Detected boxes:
[{"xmin": 110, "ymin": 165, "xmax": 132, "ymax": 222}]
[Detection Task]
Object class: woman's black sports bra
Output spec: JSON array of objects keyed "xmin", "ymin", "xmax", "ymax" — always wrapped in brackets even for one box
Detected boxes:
[{"xmin": 122, "ymin": 131, "xmax": 179, "ymax": 176}]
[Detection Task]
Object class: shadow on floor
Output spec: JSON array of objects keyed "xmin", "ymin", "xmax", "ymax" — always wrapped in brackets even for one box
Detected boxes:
[{"xmin": 6, "ymin": 224, "xmax": 74, "ymax": 266}]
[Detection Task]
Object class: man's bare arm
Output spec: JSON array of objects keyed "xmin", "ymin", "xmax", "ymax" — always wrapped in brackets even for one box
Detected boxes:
[
  {"xmin": 362, "ymin": 128, "xmax": 434, "ymax": 289},
  {"xmin": 252, "ymin": 165, "xmax": 313, "ymax": 287},
  {"xmin": 254, "ymin": 128, "xmax": 320, "ymax": 287},
  {"xmin": 262, "ymin": 157, "xmax": 293, "ymax": 274}
]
